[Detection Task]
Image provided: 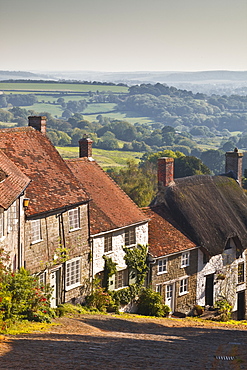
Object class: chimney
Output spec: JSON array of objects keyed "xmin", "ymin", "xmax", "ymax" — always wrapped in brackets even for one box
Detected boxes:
[
  {"xmin": 79, "ymin": 135, "xmax": 93, "ymax": 158},
  {"xmin": 28, "ymin": 116, "xmax": 47, "ymax": 135},
  {"xmin": 225, "ymin": 147, "xmax": 243, "ymax": 186},
  {"xmin": 158, "ymin": 157, "xmax": 174, "ymax": 188}
]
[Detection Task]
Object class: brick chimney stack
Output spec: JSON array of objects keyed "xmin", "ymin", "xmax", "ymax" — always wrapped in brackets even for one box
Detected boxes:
[
  {"xmin": 79, "ymin": 136, "xmax": 93, "ymax": 158},
  {"xmin": 158, "ymin": 157, "xmax": 174, "ymax": 188},
  {"xmin": 225, "ymin": 148, "xmax": 243, "ymax": 186},
  {"xmin": 28, "ymin": 116, "xmax": 47, "ymax": 135}
]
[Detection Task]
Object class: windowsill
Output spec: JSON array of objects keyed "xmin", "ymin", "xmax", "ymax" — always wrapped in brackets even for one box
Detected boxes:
[
  {"xmin": 69, "ymin": 227, "xmax": 81, "ymax": 233},
  {"xmin": 157, "ymin": 271, "xmax": 167, "ymax": 275},
  {"xmin": 31, "ymin": 239, "xmax": 43, "ymax": 245},
  {"xmin": 114, "ymin": 285, "xmax": 128, "ymax": 291},
  {"xmin": 179, "ymin": 291, "xmax": 189, "ymax": 296},
  {"xmin": 104, "ymin": 250, "xmax": 113, "ymax": 255},
  {"xmin": 65, "ymin": 282, "xmax": 81, "ymax": 291},
  {"xmin": 181, "ymin": 265, "xmax": 189, "ymax": 268},
  {"xmin": 124, "ymin": 243, "xmax": 136, "ymax": 248}
]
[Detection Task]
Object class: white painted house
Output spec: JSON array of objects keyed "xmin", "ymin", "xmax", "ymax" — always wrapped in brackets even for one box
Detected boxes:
[{"xmin": 67, "ymin": 137, "xmax": 149, "ymax": 290}]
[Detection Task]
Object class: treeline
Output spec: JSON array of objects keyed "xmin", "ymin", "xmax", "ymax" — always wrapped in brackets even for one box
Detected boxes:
[
  {"xmin": 118, "ymin": 83, "xmax": 247, "ymax": 131},
  {"xmin": 1, "ymin": 79, "xmax": 128, "ymax": 86}
]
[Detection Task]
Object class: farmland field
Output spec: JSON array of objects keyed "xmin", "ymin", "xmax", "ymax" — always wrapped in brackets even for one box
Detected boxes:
[
  {"xmin": 56, "ymin": 146, "xmax": 143, "ymax": 169},
  {"xmin": 0, "ymin": 82, "xmax": 128, "ymax": 93}
]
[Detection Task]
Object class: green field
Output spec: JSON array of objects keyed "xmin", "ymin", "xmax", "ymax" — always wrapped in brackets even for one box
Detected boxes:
[
  {"xmin": 56, "ymin": 146, "xmax": 143, "ymax": 169},
  {"xmin": 0, "ymin": 82, "xmax": 128, "ymax": 93}
]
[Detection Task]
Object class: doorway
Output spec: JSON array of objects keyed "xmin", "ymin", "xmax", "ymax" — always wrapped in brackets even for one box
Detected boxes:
[
  {"xmin": 205, "ymin": 274, "xmax": 214, "ymax": 306},
  {"xmin": 165, "ymin": 283, "xmax": 175, "ymax": 312},
  {"xmin": 237, "ymin": 291, "xmax": 245, "ymax": 320},
  {"xmin": 50, "ymin": 268, "xmax": 61, "ymax": 308}
]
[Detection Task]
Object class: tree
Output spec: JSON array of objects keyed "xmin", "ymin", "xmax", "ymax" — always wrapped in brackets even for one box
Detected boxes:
[
  {"xmin": 174, "ymin": 156, "xmax": 211, "ymax": 178},
  {"xmin": 200, "ymin": 149, "xmax": 225, "ymax": 175}
]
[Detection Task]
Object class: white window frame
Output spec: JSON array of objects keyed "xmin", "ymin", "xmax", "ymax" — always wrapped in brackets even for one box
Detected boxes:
[
  {"xmin": 238, "ymin": 262, "xmax": 245, "ymax": 284},
  {"xmin": 31, "ymin": 219, "xmax": 42, "ymax": 244},
  {"xmin": 68, "ymin": 208, "xmax": 80, "ymax": 231},
  {"xmin": 181, "ymin": 251, "xmax": 190, "ymax": 268},
  {"xmin": 125, "ymin": 227, "xmax": 136, "ymax": 246},
  {"xmin": 157, "ymin": 258, "xmax": 167, "ymax": 274},
  {"xmin": 179, "ymin": 278, "xmax": 188, "ymax": 295},
  {"xmin": 66, "ymin": 257, "xmax": 81, "ymax": 290},
  {"xmin": 115, "ymin": 269, "xmax": 128, "ymax": 290},
  {"xmin": 156, "ymin": 284, "xmax": 162, "ymax": 294},
  {"xmin": 104, "ymin": 234, "xmax": 113, "ymax": 253}
]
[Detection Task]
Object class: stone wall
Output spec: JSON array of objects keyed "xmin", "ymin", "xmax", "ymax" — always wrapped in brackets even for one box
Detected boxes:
[
  {"xmin": 151, "ymin": 248, "xmax": 198, "ymax": 314},
  {"xmin": 24, "ymin": 203, "xmax": 90, "ymax": 304}
]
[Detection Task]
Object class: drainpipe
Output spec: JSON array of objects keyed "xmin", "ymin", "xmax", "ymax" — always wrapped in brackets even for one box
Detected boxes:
[{"xmin": 60, "ymin": 213, "xmax": 67, "ymax": 304}]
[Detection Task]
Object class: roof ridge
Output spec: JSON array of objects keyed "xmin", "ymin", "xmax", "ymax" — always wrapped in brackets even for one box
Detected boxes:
[{"xmin": 66, "ymin": 157, "xmax": 146, "ymax": 214}]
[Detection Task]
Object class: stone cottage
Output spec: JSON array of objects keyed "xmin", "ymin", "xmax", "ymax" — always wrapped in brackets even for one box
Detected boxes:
[
  {"xmin": 0, "ymin": 150, "xmax": 30, "ymax": 271},
  {"xmin": 0, "ymin": 117, "xmax": 91, "ymax": 307},
  {"xmin": 150, "ymin": 152, "xmax": 247, "ymax": 318}
]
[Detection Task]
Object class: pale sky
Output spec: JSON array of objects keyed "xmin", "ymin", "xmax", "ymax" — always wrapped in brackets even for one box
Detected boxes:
[{"xmin": 1, "ymin": 0, "xmax": 247, "ymax": 72}]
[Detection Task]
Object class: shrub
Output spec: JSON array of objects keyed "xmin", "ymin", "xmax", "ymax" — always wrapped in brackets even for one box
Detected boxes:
[
  {"xmin": 0, "ymin": 267, "xmax": 53, "ymax": 322},
  {"xmin": 85, "ymin": 282, "xmax": 112, "ymax": 312},
  {"xmin": 137, "ymin": 288, "xmax": 170, "ymax": 317},
  {"xmin": 214, "ymin": 299, "xmax": 232, "ymax": 321}
]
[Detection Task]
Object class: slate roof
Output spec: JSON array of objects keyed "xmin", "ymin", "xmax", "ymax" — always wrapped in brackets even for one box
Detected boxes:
[
  {"xmin": 152, "ymin": 174, "xmax": 247, "ymax": 256},
  {"xmin": 0, "ymin": 150, "xmax": 30, "ymax": 209},
  {"xmin": 0, "ymin": 127, "xmax": 89, "ymax": 216},
  {"xmin": 142, "ymin": 206, "xmax": 196, "ymax": 258},
  {"xmin": 66, "ymin": 158, "xmax": 149, "ymax": 235}
]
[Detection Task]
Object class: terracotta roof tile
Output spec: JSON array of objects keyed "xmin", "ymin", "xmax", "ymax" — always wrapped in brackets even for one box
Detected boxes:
[
  {"xmin": 0, "ymin": 150, "xmax": 30, "ymax": 209},
  {"xmin": 0, "ymin": 127, "xmax": 89, "ymax": 216},
  {"xmin": 67, "ymin": 158, "xmax": 148, "ymax": 235},
  {"xmin": 142, "ymin": 206, "xmax": 196, "ymax": 258}
]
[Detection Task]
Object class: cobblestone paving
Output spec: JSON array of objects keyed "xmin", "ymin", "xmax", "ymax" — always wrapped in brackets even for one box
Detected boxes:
[{"xmin": 1, "ymin": 315, "xmax": 247, "ymax": 369}]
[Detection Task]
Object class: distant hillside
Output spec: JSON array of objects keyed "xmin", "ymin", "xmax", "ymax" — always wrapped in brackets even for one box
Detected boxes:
[{"xmin": 0, "ymin": 70, "xmax": 54, "ymax": 81}]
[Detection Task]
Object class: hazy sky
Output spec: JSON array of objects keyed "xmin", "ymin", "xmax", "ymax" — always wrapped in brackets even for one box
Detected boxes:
[{"xmin": 1, "ymin": 0, "xmax": 247, "ymax": 72}]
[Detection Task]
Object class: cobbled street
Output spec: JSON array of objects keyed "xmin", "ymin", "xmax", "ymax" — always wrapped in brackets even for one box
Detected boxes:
[{"xmin": 1, "ymin": 315, "xmax": 247, "ymax": 369}]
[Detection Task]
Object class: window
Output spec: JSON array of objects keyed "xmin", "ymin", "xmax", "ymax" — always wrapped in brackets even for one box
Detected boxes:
[
  {"xmin": 0, "ymin": 211, "xmax": 4, "ymax": 238},
  {"xmin": 68, "ymin": 208, "xmax": 80, "ymax": 231},
  {"xmin": 181, "ymin": 252, "xmax": 190, "ymax": 267},
  {"xmin": 238, "ymin": 263, "xmax": 244, "ymax": 284},
  {"xmin": 66, "ymin": 258, "xmax": 81, "ymax": 289},
  {"xmin": 104, "ymin": 234, "xmax": 112, "ymax": 253},
  {"xmin": 31, "ymin": 219, "xmax": 42, "ymax": 243},
  {"xmin": 125, "ymin": 227, "xmax": 136, "ymax": 246},
  {"xmin": 39, "ymin": 271, "xmax": 47, "ymax": 287},
  {"xmin": 158, "ymin": 258, "xmax": 167, "ymax": 274},
  {"xmin": 179, "ymin": 278, "xmax": 188, "ymax": 295},
  {"xmin": 156, "ymin": 284, "xmax": 162, "ymax": 294},
  {"xmin": 115, "ymin": 269, "xmax": 128, "ymax": 289}
]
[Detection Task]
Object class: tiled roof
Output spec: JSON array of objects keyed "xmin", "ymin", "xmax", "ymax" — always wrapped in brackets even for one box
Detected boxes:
[
  {"xmin": 142, "ymin": 206, "xmax": 196, "ymax": 258},
  {"xmin": 67, "ymin": 158, "xmax": 149, "ymax": 235},
  {"xmin": 0, "ymin": 150, "xmax": 30, "ymax": 209},
  {"xmin": 0, "ymin": 127, "xmax": 89, "ymax": 216}
]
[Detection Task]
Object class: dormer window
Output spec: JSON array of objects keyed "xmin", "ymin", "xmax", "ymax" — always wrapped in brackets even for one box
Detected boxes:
[
  {"xmin": 181, "ymin": 252, "xmax": 190, "ymax": 268},
  {"xmin": 225, "ymin": 240, "xmax": 232, "ymax": 250}
]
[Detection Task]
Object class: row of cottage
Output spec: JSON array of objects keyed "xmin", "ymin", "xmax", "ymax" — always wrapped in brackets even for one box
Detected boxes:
[{"xmin": 1, "ymin": 116, "xmax": 247, "ymax": 319}]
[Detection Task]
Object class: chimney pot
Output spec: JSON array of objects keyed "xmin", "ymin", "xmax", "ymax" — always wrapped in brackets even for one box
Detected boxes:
[
  {"xmin": 158, "ymin": 157, "xmax": 174, "ymax": 188},
  {"xmin": 28, "ymin": 116, "xmax": 47, "ymax": 135}
]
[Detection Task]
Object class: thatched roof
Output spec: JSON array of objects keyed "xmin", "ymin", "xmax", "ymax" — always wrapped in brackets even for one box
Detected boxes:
[{"xmin": 152, "ymin": 175, "xmax": 247, "ymax": 256}]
